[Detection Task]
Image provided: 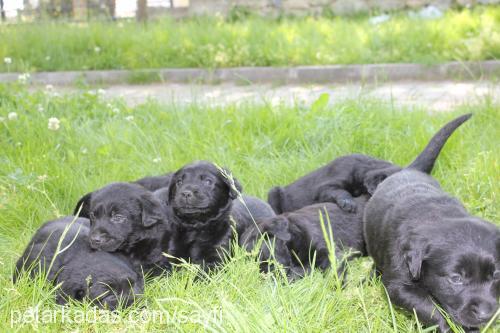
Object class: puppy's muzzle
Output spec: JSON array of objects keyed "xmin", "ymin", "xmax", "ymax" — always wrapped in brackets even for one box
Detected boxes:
[
  {"xmin": 468, "ymin": 299, "xmax": 497, "ymax": 324},
  {"xmin": 89, "ymin": 233, "xmax": 108, "ymax": 249}
]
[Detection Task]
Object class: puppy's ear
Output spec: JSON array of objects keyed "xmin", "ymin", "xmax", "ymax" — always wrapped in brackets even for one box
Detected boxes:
[
  {"xmin": 220, "ymin": 167, "xmax": 243, "ymax": 199},
  {"xmin": 266, "ymin": 217, "xmax": 291, "ymax": 242},
  {"xmin": 402, "ymin": 237, "xmax": 428, "ymax": 281},
  {"xmin": 140, "ymin": 194, "xmax": 165, "ymax": 228},
  {"xmin": 167, "ymin": 170, "xmax": 182, "ymax": 205},
  {"xmin": 73, "ymin": 192, "xmax": 93, "ymax": 218},
  {"xmin": 267, "ymin": 186, "xmax": 284, "ymax": 214}
]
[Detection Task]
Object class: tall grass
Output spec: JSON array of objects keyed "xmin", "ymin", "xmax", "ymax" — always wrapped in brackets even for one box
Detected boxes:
[
  {"xmin": 0, "ymin": 6, "xmax": 499, "ymax": 72},
  {"xmin": 0, "ymin": 83, "xmax": 498, "ymax": 332}
]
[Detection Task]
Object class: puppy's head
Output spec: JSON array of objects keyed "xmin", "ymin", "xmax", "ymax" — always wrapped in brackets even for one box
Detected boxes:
[
  {"xmin": 55, "ymin": 252, "xmax": 143, "ymax": 310},
  {"xmin": 267, "ymin": 186, "xmax": 284, "ymax": 214},
  {"xmin": 167, "ymin": 161, "xmax": 242, "ymax": 221},
  {"xmin": 82, "ymin": 183, "xmax": 165, "ymax": 252},
  {"xmin": 241, "ymin": 216, "xmax": 292, "ymax": 273},
  {"xmin": 402, "ymin": 225, "xmax": 499, "ymax": 329}
]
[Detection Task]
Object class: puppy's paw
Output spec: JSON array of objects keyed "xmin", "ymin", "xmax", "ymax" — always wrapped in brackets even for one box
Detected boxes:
[{"xmin": 339, "ymin": 198, "xmax": 357, "ymax": 213}]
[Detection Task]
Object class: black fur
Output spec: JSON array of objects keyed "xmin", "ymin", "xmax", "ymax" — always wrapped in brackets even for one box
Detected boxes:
[
  {"xmin": 165, "ymin": 161, "xmax": 244, "ymax": 269},
  {"xmin": 14, "ymin": 217, "xmax": 143, "ymax": 309},
  {"xmin": 268, "ymin": 114, "xmax": 472, "ymax": 214},
  {"xmin": 241, "ymin": 196, "xmax": 368, "ymax": 279},
  {"xmin": 364, "ymin": 169, "xmax": 499, "ymax": 332},
  {"xmin": 73, "ymin": 172, "xmax": 172, "ymax": 219},
  {"xmin": 77, "ymin": 182, "xmax": 171, "ymax": 275}
]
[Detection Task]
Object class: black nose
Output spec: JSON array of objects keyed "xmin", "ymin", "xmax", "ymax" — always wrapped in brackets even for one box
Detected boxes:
[
  {"xmin": 181, "ymin": 190, "xmax": 193, "ymax": 199},
  {"xmin": 471, "ymin": 302, "xmax": 496, "ymax": 322},
  {"xmin": 90, "ymin": 234, "xmax": 105, "ymax": 245}
]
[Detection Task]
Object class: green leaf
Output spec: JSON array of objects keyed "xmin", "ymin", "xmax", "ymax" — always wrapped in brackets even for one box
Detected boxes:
[{"xmin": 311, "ymin": 93, "xmax": 330, "ymax": 113}]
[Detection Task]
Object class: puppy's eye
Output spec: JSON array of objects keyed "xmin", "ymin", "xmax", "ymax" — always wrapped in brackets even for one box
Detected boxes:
[
  {"xmin": 176, "ymin": 179, "xmax": 183, "ymax": 186},
  {"xmin": 111, "ymin": 214, "xmax": 126, "ymax": 224},
  {"xmin": 448, "ymin": 274, "xmax": 463, "ymax": 285}
]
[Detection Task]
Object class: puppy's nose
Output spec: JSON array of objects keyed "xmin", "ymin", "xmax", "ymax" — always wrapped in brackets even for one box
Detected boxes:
[
  {"xmin": 181, "ymin": 190, "xmax": 193, "ymax": 199},
  {"xmin": 90, "ymin": 234, "xmax": 105, "ymax": 246},
  {"xmin": 471, "ymin": 302, "xmax": 496, "ymax": 322}
]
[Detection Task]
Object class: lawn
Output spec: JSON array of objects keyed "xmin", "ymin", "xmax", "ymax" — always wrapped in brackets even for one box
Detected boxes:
[
  {"xmin": 0, "ymin": 6, "xmax": 499, "ymax": 73},
  {"xmin": 0, "ymin": 83, "xmax": 498, "ymax": 332}
]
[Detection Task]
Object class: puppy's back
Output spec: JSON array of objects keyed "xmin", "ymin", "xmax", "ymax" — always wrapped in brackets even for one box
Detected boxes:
[
  {"xmin": 14, "ymin": 217, "xmax": 90, "ymax": 282},
  {"xmin": 364, "ymin": 170, "xmax": 467, "ymax": 261}
]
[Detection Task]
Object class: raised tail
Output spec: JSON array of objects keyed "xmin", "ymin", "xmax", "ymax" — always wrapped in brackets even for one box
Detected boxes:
[{"xmin": 407, "ymin": 113, "xmax": 472, "ymax": 173}]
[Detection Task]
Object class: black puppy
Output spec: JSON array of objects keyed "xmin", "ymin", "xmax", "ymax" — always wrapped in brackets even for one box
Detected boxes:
[
  {"xmin": 75, "ymin": 182, "xmax": 171, "ymax": 275},
  {"xmin": 364, "ymin": 168, "xmax": 499, "ymax": 332},
  {"xmin": 73, "ymin": 172, "xmax": 172, "ymax": 219},
  {"xmin": 14, "ymin": 217, "xmax": 143, "ymax": 309},
  {"xmin": 165, "ymin": 161, "xmax": 245, "ymax": 269},
  {"xmin": 241, "ymin": 196, "xmax": 368, "ymax": 278},
  {"xmin": 268, "ymin": 114, "xmax": 472, "ymax": 214}
]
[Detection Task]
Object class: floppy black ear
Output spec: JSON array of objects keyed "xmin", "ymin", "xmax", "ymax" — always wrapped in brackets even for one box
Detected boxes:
[
  {"xmin": 73, "ymin": 192, "xmax": 93, "ymax": 218},
  {"xmin": 140, "ymin": 193, "xmax": 165, "ymax": 227},
  {"xmin": 402, "ymin": 237, "xmax": 428, "ymax": 281},
  {"xmin": 266, "ymin": 217, "xmax": 291, "ymax": 242},
  {"xmin": 267, "ymin": 186, "xmax": 284, "ymax": 214},
  {"xmin": 220, "ymin": 167, "xmax": 243, "ymax": 199},
  {"xmin": 167, "ymin": 170, "xmax": 181, "ymax": 205}
]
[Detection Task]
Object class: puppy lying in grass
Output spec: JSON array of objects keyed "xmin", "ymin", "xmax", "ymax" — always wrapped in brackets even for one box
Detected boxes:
[
  {"xmin": 364, "ymin": 119, "xmax": 499, "ymax": 332},
  {"xmin": 162, "ymin": 161, "xmax": 275, "ymax": 270},
  {"xmin": 240, "ymin": 196, "xmax": 368, "ymax": 279},
  {"xmin": 74, "ymin": 183, "xmax": 171, "ymax": 276},
  {"xmin": 14, "ymin": 216, "xmax": 143, "ymax": 309},
  {"xmin": 365, "ymin": 170, "xmax": 499, "ymax": 332},
  {"xmin": 268, "ymin": 114, "xmax": 473, "ymax": 214}
]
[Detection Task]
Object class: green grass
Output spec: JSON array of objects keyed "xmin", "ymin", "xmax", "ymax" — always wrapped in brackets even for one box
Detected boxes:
[
  {"xmin": 1, "ymin": 6, "xmax": 500, "ymax": 73},
  {"xmin": 0, "ymin": 83, "xmax": 498, "ymax": 332}
]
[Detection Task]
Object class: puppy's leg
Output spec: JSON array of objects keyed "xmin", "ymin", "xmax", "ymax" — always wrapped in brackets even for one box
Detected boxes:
[
  {"xmin": 318, "ymin": 188, "xmax": 356, "ymax": 213},
  {"xmin": 386, "ymin": 281, "xmax": 449, "ymax": 332}
]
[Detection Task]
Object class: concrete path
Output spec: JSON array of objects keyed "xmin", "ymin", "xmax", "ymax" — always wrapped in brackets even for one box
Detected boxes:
[{"xmin": 50, "ymin": 80, "xmax": 499, "ymax": 112}]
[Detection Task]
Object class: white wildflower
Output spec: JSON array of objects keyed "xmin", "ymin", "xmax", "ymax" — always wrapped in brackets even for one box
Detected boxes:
[
  {"xmin": 97, "ymin": 88, "xmax": 105, "ymax": 96},
  {"xmin": 112, "ymin": 108, "xmax": 120, "ymax": 114},
  {"xmin": 153, "ymin": 157, "xmax": 162, "ymax": 163},
  {"xmin": 8, "ymin": 112, "xmax": 18, "ymax": 121},
  {"xmin": 4, "ymin": 57, "xmax": 12, "ymax": 65},
  {"xmin": 45, "ymin": 56, "xmax": 51, "ymax": 61},
  {"xmin": 81, "ymin": 147, "xmax": 88, "ymax": 154},
  {"xmin": 94, "ymin": 46, "xmax": 101, "ymax": 53},
  {"xmin": 37, "ymin": 175, "xmax": 48, "ymax": 182},
  {"xmin": 48, "ymin": 117, "xmax": 60, "ymax": 131},
  {"xmin": 125, "ymin": 116, "xmax": 134, "ymax": 122},
  {"xmin": 45, "ymin": 84, "xmax": 54, "ymax": 92},
  {"xmin": 18, "ymin": 73, "xmax": 30, "ymax": 84},
  {"xmin": 37, "ymin": 105, "xmax": 44, "ymax": 113}
]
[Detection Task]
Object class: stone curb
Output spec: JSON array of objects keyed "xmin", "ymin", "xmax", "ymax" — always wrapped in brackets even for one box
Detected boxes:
[{"xmin": 0, "ymin": 61, "xmax": 499, "ymax": 85}]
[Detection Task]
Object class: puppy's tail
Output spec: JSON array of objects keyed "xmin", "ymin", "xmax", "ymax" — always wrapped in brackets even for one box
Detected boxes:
[{"xmin": 407, "ymin": 113, "xmax": 472, "ymax": 174}]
